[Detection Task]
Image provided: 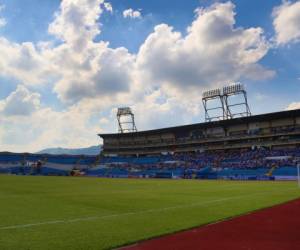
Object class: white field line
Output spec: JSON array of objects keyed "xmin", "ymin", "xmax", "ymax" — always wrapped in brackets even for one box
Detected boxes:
[
  {"xmin": 0, "ymin": 182, "xmax": 283, "ymax": 198},
  {"xmin": 0, "ymin": 184, "xmax": 240, "ymax": 198},
  {"xmin": 0, "ymin": 187, "xmax": 298, "ymax": 231}
]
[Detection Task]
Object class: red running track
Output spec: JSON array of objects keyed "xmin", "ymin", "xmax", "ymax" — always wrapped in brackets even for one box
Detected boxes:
[{"xmin": 121, "ymin": 199, "xmax": 300, "ymax": 250}]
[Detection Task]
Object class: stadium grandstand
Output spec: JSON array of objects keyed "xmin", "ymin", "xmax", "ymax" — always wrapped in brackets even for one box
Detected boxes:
[
  {"xmin": 99, "ymin": 109, "xmax": 300, "ymax": 156},
  {"xmin": 94, "ymin": 84, "xmax": 300, "ymax": 180},
  {"xmin": 1, "ymin": 84, "xmax": 300, "ymax": 181},
  {"xmin": 98, "ymin": 108, "xmax": 300, "ymax": 180}
]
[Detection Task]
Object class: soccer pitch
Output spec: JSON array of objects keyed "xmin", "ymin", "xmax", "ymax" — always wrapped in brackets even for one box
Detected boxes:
[{"xmin": 0, "ymin": 175, "xmax": 299, "ymax": 250}]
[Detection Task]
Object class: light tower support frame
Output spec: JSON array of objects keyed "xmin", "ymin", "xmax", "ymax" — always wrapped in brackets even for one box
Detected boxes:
[
  {"xmin": 222, "ymin": 83, "xmax": 251, "ymax": 119},
  {"xmin": 202, "ymin": 88, "xmax": 226, "ymax": 122},
  {"xmin": 117, "ymin": 107, "xmax": 137, "ymax": 133}
]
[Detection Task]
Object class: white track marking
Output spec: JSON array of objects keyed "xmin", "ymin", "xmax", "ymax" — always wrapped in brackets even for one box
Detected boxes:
[{"xmin": 0, "ymin": 187, "xmax": 298, "ymax": 231}]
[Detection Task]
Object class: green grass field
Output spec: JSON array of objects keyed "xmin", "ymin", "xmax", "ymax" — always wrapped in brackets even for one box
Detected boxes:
[{"xmin": 0, "ymin": 175, "xmax": 299, "ymax": 250}]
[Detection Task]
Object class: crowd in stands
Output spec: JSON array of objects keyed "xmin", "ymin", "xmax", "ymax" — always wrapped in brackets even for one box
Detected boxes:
[
  {"xmin": 1, "ymin": 147, "xmax": 299, "ymax": 178},
  {"xmin": 99, "ymin": 147, "xmax": 300, "ymax": 175}
]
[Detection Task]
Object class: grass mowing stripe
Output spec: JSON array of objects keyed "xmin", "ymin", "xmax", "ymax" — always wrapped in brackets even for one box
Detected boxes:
[{"xmin": 1, "ymin": 187, "xmax": 297, "ymax": 231}]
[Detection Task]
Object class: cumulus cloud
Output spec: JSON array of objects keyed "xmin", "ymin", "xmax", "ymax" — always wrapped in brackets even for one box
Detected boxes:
[
  {"xmin": 48, "ymin": 0, "xmax": 104, "ymax": 52},
  {"xmin": 0, "ymin": 0, "xmax": 273, "ymax": 104},
  {"xmin": 0, "ymin": 0, "xmax": 276, "ymax": 151},
  {"xmin": 0, "ymin": 38, "xmax": 56, "ymax": 85},
  {"xmin": 53, "ymin": 45, "xmax": 135, "ymax": 103},
  {"xmin": 41, "ymin": 0, "xmax": 135, "ymax": 104},
  {"xmin": 0, "ymin": 4, "xmax": 6, "ymax": 28},
  {"xmin": 0, "ymin": 18, "xmax": 6, "ymax": 28},
  {"xmin": 137, "ymin": 2, "xmax": 274, "ymax": 94},
  {"xmin": 0, "ymin": 85, "xmax": 40, "ymax": 116},
  {"xmin": 273, "ymin": 0, "xmax": 300, "ymax": 45},
  {"xmin": 123, "ymin": 8, "xmax": 142, "ymax": 19},
  {"xmin": 286, "ymin": 102, "xmax": 300, "ymax": 110},
  {"xmin": 103, "ymin": 2, "xmax": 113, "ymax": 13},
  {"xmin": 0, "ymin": 86, "xmax": 104, "ymax": 152},
  {"xmin": 131, "ymin": 88, "xmax": 201, "ymax": 130},
  {"xmin": 0, "ymin": 105, "xmax": 103, "ymax": 152}
]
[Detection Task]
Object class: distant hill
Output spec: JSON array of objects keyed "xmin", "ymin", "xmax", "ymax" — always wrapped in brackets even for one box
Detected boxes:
[{"xmin": 36, "ymin": 145, "xmax": 102, "ymax": 156}]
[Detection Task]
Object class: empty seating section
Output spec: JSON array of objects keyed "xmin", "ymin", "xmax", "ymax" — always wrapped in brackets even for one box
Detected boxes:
[
  {"xmin": 0, "ymin": 154, "xmax": 24, "ymax": 163},
  {"xmin": 0, "ymin": 147, "xmax": 299, "ymax": 179},
  {"xmin": 0, "ymin": 153, "xmax": 97, "ymax": 176}
]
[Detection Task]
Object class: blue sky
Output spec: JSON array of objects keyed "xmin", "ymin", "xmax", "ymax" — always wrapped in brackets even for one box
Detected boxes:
[{"xmin": 0, "ymin": 0, "xmax": 299, "ymax": 152}]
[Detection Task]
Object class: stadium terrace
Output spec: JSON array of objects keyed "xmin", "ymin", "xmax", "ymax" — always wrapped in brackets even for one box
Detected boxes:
[
  {"xmin": 1, "ymin": 108, "xmax": 300, "ymax": 181},
  {"xmin": 99, "ymin": 109, "xmax": 300, "ymax": 157}
]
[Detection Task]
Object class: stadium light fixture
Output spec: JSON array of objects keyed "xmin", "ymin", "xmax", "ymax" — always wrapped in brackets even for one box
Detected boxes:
[
  {"xmin": 202, "ymin": 88, "xmax": 225, "ymax": 122},
  {"xmin": 202, "ymin": 83, "xmax": 251, "ymax": 122},
  {"xmin": 117, "ymin": 107, "xmax": 138, "ymax": 133},
  {"xmin": 222, "ymin": 83, "xmax": 251, "ymax": 119}
]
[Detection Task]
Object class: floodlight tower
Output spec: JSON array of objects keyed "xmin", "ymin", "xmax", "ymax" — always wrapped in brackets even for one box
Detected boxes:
[
  {"xmin": 222, "ymin": 83, "xmax": 251, "ymax": 119},
  {"xmin": 202, "ymin": 88, "xmax": 226, "ymax": 122},
  {"xmin": 117, "ymin": 107, "xmax": 137, "ymax": 133}
]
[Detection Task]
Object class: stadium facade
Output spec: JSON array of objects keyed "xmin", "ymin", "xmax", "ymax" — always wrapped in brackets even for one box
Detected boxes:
[{"xmin": 99, "ymin": 109, "xmax": 300, "ymax": 156}]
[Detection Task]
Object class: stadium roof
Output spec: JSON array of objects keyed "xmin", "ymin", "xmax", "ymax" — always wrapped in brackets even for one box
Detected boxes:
[{"xmin": 99, "ymin": 109, "xmax": 300, "ymax": 138}]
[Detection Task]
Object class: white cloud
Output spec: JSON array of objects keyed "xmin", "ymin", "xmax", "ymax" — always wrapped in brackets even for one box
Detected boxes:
[
  {"xmin": 0, "ymin": 87, "xmax": 104, "ymax": 152},
  {"xmin": 0, "ymin": 38, "xmax": 56, "ymax": 85},
  {"xmin": 0, "ymin": 85, "xmax": 40, "ymax": 116},
  {"xmin": 286, "ymin": 102, "xmax": 300, "ymax": 110},
  {"xmin": 103, "ymin": 2, "xmax": 113, "ymax": 13},
  {"xmin": 136, "ymin": 2, "xmax": 274, "ymax": 95},
  {"xmin": 42, "ymin": 0, "xmax": 135, "ymax": 104},
  {"xmin": 0, "ymin": 18, "xmax": 6, "ymax": 28},
  {"xmin": 254, "ymin": 93, "xmax": 267, "ymax": 101},
  {"xmin": 123, "ymin": 8, "xmax": 142, "ymax": 19},
  {"xmin": 0, "ymin": 0, "xmax": 276, "ymax": 152},
  {"xmin": 53, "ymin": 45, "xmax": 136, "ymax": 103},
  {"xmin": 0, "ymin": 4, "xmax": 6, "ymax": 28},
  {"xmin": 0, "ymin": 107, "xmax": 103, "ymax": 152},
  {"xmin": 0, "ymin": 1, "xmax": 273, "ymax": 104},
  {"xmin": 273, "ymin": 0, "xmax": 300, "ymax": 45},
  {"xmin": 132, "ymin": 89, "xmax": 201, "ymax": 130},
  {"xmin": 48, "ymin": 0, "xmax": 104, "ymax": 52}
]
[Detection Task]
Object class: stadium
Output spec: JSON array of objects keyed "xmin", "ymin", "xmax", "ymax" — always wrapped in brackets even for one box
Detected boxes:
[
  {"xmin": 1, "ymin": 83, "xmax": 300, "ymax": 250},
  {"xmin": 1, "ymin": 0, "xmax": 300, "ymax": 249}
]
